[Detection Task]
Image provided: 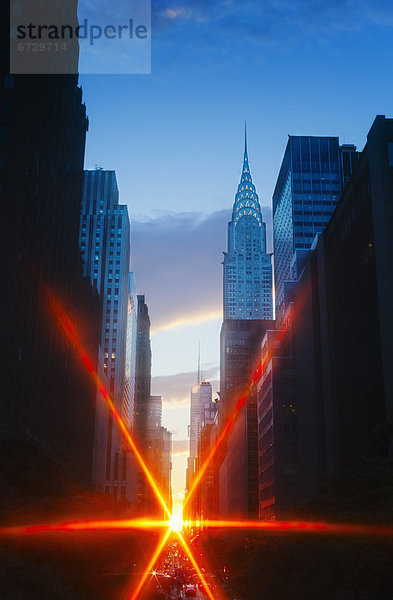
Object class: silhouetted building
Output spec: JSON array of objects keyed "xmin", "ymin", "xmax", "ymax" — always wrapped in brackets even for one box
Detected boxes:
[
  {"xmin": 258, "ymin": 116, "xmax": 393, "ymax": 518},
  {"xmin": 145, "ymin": 395, "xmax": 172, "ymax": 516},
  {"xmin": 134, "ymin": 294, "xmax": 152, "ymax": 511},
  {"xmin": 134, "ymin": 295, "xmax": 152, "ymax": 442},
  {"xmin": 162, "ymin": 427, "xmax": 173, "ymax": 514},
  {"xmin": 187, "ymin": 381, "xmax": 213, "ymax": 490},
  {"xmin": 197, "ymin": 422, "xmax": 216, "ymax": 522},
  {"xmin": 257, "ymin": 328, "xmax": 299, "ymax": 519},
  {"xmin": 9, "ymin": 0, "xmax": 79, "ymax": 74},
  {"xmin": 219, "ymin": 319, "xmax": 274, "ymax": 519},
  {"xmin": 185, "ymin": 380, "xmax": 217, "ymax": 524},
  {"xmin": 123, "ymin": 273, "xmax": 138, "ymax": 501},
  {"xmin": 318, "ymin": 115, "xmax": 393, "ymax": 470},
  {"xmin": 1, "ymin": 70, "xmax": 101, "ymax": 485}
]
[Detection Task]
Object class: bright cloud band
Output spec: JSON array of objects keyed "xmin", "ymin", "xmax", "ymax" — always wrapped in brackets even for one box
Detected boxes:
[{"xmin": 151, "ymin": 309, "xmax": 222, "ymax": 334}]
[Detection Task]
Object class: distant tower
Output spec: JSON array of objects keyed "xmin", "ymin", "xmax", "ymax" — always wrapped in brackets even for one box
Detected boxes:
[
  {"xmin": 134, "ymin": 295, "xmax": 152, "ymax": 443},
  {"xmin": 146, "ymin": 395, "xmax": 172, "ymax": 516},
  {"xmin": 133, "ymin": 294, "xmax": 153, "ymax": 513},
  {"xmin": 223, "ymin": 126, "xmax": 273, "ymax": 319}
]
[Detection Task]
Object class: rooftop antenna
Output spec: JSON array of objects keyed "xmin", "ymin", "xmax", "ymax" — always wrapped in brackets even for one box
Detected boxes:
[{"xmin": 244, "ymin": 119, "xmax": 248, "ymax": 155}]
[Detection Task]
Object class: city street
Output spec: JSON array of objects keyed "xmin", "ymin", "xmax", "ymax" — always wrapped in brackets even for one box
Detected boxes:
[
  {"xmin": 179, "ymin": 587, "xmax": 204, "ymax": 599},
  {"xmin": 144, "ymin": 538, "xmax": 225, "ymax": 600},
  {"xmin": 2, "ymin": 3, "xmax": 393, "ymax": 600}
]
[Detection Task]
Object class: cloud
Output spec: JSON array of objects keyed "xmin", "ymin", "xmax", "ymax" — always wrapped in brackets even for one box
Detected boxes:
[
  {"xmin": 131, "ymin": 208, "xmax": 273, "ymax": 332},
  {"xmin": 151, "ymin": 0, "xmax": 393, "ymax": 48},
  {"xmin": 151, "ymin": 309, "xmax": 222, "ymax": 335},
  {"xmin": 131, "ymin": 210, "xmax": 229, "ymax": 330},
  {"xmin": 80, "ymin": 0, "xmax": 393, "ymax": 46},
  {"xmin": 165, "ymin": 7, "xmax": 189, "ymax": 20},
  {"xmin": 152, "ymin": 366, "xmax": 220, "ymax": 406}
]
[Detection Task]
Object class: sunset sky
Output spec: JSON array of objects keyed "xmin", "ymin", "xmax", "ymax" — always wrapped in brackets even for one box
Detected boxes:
[{"xmin": 79, "ymin": 0, "xmax": 393, "ymax": 496}]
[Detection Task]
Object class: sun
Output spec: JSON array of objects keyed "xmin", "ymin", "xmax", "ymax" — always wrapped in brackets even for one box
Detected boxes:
[{"xmin": 169, "ymin": 513, "xmax": 183, "ymax": 532}]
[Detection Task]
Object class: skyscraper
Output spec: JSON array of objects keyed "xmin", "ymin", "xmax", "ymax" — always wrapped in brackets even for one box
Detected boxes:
[
  {"xmin": 219, "ymin": 129, "xmax": 274, "ymax": 518},
  {"xmin": 273, "ymin": 136, "xmax": 358, "ymax": 324},
  {"xmin": 125, "ymin": 274, "xmax": 138, "ymax": 433},
  {"xmin": 147, "ymin": 395, "xmax": 163, "ymax": 433},
  {"xmin": 161, "ymin": 428, "xmax": 173, "ymax": 514},
  {"xmin": 257, "ymin": 116, "xmax": 392, "ymax": 519},
  {"xmin": 185, "ymin": 379, "xmax": 216, "ymax": 523},
  {"xmin": 146, "ymin": 395, "xmax": 172, "ymax": 515},
  {"xmin": 187, "ymin": 380, "xmax": 214, "ymax": 490},
  {"xmin": 318, "ymin": 115, "xmax": 393, "ymax": 469},
  {"xmin": 122, "ymin": 273, "xmax": 138, "ymax": 501},
  {"xmin": 219, "ymin": 319, "xmax": 274, "ymax": 519},
  {"xmin": 223, "ymin": 129, "xmax": 273, "ymax": 320},
  {"xmin": 80, "ymin": 169, "xmax": 135, "ymax": 500},
  {"xmin": 1, "ymin": 70, "xmax": 100, "ymax": 485},
  {"xmin": 134, "ymin": 294, "xmax": 152, "ymax": 512},
  {"xmin": 134, "ymin": 294, "xmax": 152, "ymax": 444}
]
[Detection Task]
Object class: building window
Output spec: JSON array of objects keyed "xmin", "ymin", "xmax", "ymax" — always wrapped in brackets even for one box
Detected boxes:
[
  {"xmin": 388, "ymin": 143, "xmax": 393, "ymax": 167},
  {"xmin": 3, "ymin": 75, "xmax": 14, "ymax": 88}
]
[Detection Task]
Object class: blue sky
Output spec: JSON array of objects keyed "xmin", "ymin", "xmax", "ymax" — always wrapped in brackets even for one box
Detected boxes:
[{"xmin": 79, "ymin": 0, "xmax": 393, "ymax": 495}]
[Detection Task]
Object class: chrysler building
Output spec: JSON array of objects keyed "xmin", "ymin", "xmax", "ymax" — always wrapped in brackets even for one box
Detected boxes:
[{"xmin": 223, "ymin": 129, "xmax": 273, "ymax": 319}]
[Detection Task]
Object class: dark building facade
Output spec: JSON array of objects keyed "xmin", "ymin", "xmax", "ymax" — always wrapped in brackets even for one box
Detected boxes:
[
  {"xmin": 1, "ymin": 73, "xmax": 100, "ymax": 484},
  {"xmin": 219, "ymin": 319, "xmax": 274, "ymax": 519},
  {"xmin": 257, "ymin": 307, "xmax": 321, "ymax": 519},
  {"xmin": 258, "ymin": 116, "xmax": 393, "ymax": 518},
  {"xmin": 146, "ymin": 395, "xmax": 172, "ymax": 517},
  {"xmin": 318, "ymin": 115, "xmax": 393, "ymax": 471},
  {"xmin": 185, "ymin": 381, "xmax": 217, "ymax": 526},
  {"xmin": 134, "ymin": 294, "xmax": 152, "ymax": 511},
  {"xmin": 134, "ymin": 295, "xmax": 152, "ymax": 443},
  {"xmin": 257, "ymin": 330, "xmax": 297, "ymax": 519}
]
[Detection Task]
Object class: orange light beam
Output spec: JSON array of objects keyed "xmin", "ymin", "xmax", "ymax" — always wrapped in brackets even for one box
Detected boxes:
[
  {"xmin": 176, "ymin": 530, "xmax": 216, "ymax": 600},
  {"xmin": 128, "ymin": 527, "xmax": 171, "ymax": 600},
  {"xmin": 49, "ymin": 294, "xmax": 243, "ymax": 600},
  {"xmin": 198, "ymin": 520, "xmax": 393, "ymax": 537},
  {"xmin": 184, "ymin": 356, "xmax": 269, "ymax": 510},
  {"xmin": 4, "ymin": 516, "xmax": 393, "ymax": 539},
  {"xmin": 184, "ymin": 293, "xmax": 310, "ymax": 510},
  {"xmin": 184, "ymin": 324, "xmax": 292, "ymax": 510},
  {"xmin": 48, "ymin": 293, "xmax": 204, "ymax": 600},
  {"xmin": 49, "ymin": 295, "xmax": 171, "ymax": 521},
  {"xmin": 183, "ymin": 392, "xmax": 246, "ymax": 509},
  {"xmin": 0, "ymin": 519, "xmax": 170, "ymax": 536}
]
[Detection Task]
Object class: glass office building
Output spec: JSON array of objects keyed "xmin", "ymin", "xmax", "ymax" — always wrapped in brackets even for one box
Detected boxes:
[{"xmin": 273, "ymin": 136, "xmax": 358, "ymax": 325}]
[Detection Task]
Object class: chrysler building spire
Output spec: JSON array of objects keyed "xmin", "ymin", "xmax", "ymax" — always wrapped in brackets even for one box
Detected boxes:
[
  {"xmin": 223, "ymin": 128, "xmax": 273, "ymax": 320},
  {"xmin": 232, "ymin": 132, "xmax": 263, "ymax": 229},
  {"xmin": 244, "ymin": 119, "xmax": 248, "ymax": 156}
]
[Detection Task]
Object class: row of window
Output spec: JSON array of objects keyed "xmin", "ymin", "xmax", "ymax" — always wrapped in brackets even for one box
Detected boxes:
[{"xmin": 294, "ymin": 210, "xmax": 332, "ymax": 216}]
